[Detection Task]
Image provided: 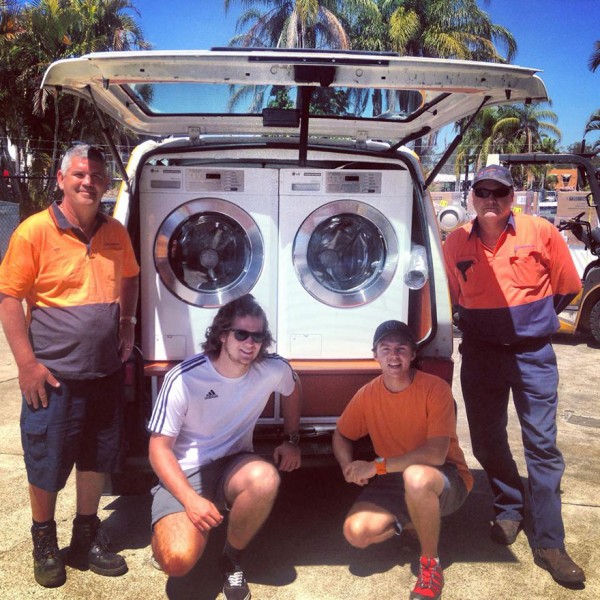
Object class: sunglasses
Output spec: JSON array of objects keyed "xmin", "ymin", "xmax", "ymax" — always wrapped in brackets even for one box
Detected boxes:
[
  {"xmin": 473, "ymin": 186, "xmax": 512, "ymax": 199},
  {"xmin": 228, "ymin": 328, "xmax": 265, "ymax": 343}
]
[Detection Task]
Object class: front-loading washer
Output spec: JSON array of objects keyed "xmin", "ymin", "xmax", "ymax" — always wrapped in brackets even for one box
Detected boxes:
[
  {"xmin": 278, "ymin": 169, "xmax": 412, "ymax": 359},
  {"xmin": 139, "ymin": 165, "xmax": 279, "ymax": 360}
]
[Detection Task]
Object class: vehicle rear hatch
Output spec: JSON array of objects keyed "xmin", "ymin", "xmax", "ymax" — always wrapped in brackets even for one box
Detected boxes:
[{"xmin": 42, "ymin": 48, "xmax": 548, "ymax": 149}]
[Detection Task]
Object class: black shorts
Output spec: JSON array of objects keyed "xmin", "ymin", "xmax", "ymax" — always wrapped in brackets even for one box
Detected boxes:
[
  {"xmin": 356, "ymin": 462, "xmax": 468, "ymax": 525},
  {"xmin": 20, "ymin": 368, "xmax": 125, "ymax": 492}
]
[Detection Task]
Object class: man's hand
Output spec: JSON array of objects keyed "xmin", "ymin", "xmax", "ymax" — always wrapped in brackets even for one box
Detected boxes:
[
  {"xmin": 183, "ymin": 495, "xmax": 224, "ymax": 532},
  {"xmin": 342, "ymin": 460, "xmax": 376, "ymax": 486},
  {"xmin": 19, "ymin": 361, "xmax": 60, "ymax": 409},
  {"xmin": 273, "ymin": 442, "xmax": 301, "ymax": 472},
  {"xmin": 118, "ymin": 321, "xmax": 135, "ymax": 362}
]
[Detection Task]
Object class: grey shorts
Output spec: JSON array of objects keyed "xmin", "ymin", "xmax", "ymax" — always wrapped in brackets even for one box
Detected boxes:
[
  {"xmin": 356, "ymin": 462, "xmax": 468, "ymax": 526},
  {"xmin": 151, "ymin": 452, "xmax": 255, "ymax": 527}
]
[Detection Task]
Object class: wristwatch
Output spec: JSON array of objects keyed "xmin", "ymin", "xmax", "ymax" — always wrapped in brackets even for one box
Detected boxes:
[
  {"xmin": 374, "ymin": 457, "xmax": 387, "ymax": 475},
  {"xmin": 120, "ymin": 315, "xmax": 137, "ymax": 325},
  {"xmin": 284, "ymin": 432, "xmax": 300, "ymax": 446}
]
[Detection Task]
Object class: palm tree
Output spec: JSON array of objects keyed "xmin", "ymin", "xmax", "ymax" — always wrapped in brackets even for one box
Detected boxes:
[
  {"xmin": 454, "ymin": 106, "xmax": 500, "ymax": 185},
  {"xmin": 0, "ymin": 0, "xmax": 21, "ymax": 39},
  {"xmin": 70, "ymin": 0, "xmax": 150, "ymax": 54},
  {"xmin": 223, "ymin": 1, "xmax": 378, "ymax": 116},
  {"xmin": 454, "ymin": 104, "xmax": 562, "ymax": 189},
  {"xmin": 224, "ymin": 0, "xmax": 375, "ymax": 49},
  {"xmin": 0, "ymin": 0, "xmax": 149, "ymax": 214},
  {"xmin": 352, "ymin": 0, "xmax": 516, "ymax": 62},
  {"xmin": 585, "ymin": 41, "xmax": 599, "ymax": 154},
  {"xmin": 584, "ymin": 111, "xmax": 600, "ymax": 135},
  {"xmin": 589, "ymin": 39, "xmax": 600, "ymax": 72},
  {"xmin": 491, "ymin": 104, "xmax": 561, "ymax": 154},
  {"xmin": 353, "ymin": 0, "xmax": 517, "ymax": 156},
  {"xmin": 584, "ymin": 110, "xmax": 600, "ymax": 155},
  {"xmin": 487, "ymin": 104, "xmax": 561, "ymax": 188}
]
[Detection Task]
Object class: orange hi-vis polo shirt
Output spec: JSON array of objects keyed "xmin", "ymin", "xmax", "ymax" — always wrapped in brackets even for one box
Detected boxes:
[
  {"xmin": 337, "ymin": 370, "xmax": 473, "ymax": 492},
  {"xmin": 0, "ymin": 202, "xmax": 139, "ymax": 379},
  {"xmin": 443, "ymin": 212, "xmax": 581, "ymax": 345}
]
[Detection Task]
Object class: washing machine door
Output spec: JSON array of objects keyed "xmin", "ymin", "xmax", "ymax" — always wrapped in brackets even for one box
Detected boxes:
[
  {"xmin": 293, "ymin": 200, "xmax": 398, "ymax": 307},
  {"xmin": 155, "ymin": 198, "xmax": 264, "ymax": 307}
]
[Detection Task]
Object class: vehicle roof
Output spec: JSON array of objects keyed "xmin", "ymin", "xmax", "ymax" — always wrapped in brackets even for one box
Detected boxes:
[{"xmin": 42, "ymin": 48, "xmax": 548, "ymax": 143}]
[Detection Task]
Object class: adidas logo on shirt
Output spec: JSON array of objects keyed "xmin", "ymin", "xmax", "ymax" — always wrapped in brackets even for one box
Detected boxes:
[{"xmin": 204, "ymin": 389, "xmax": 218, "ymax": 399}]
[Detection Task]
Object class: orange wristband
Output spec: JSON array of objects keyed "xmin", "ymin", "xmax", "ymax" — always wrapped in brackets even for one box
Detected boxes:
[{"xmin": 374, "ymin": 457, "xmax": 387, "ymax": 475}]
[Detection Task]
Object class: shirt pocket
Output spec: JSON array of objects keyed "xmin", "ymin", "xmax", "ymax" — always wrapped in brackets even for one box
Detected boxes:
[
  {"xmin": 93, "ymin": 243, "xmax": 124, "ymax": 298},
  {"xmin": 509, "ymin": 250, "xmax": 546, "ymax": 289},
  {"xmin": 453, "ymin": 256, "xmax": 486, "ymax": 301}
]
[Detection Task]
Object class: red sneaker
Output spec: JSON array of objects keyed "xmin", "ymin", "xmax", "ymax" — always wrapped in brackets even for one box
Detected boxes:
[{"xmin": 410, "ymin": 556, "xmax": 444, "ymax": 600}]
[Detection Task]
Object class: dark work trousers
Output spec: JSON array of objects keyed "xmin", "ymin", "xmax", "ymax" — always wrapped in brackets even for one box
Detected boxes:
[{"xmin": 459, "ymin": 339, "xmax": 566, "ymax": 549}]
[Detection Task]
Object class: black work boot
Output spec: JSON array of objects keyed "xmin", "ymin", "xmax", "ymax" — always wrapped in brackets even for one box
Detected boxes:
[
  {"xmin": 67, "ymin": 516, "xmax": 128, "ymax": 576},
  {"xmin": 31, "ymin": 521, "xmax": 66, "ymax": 588}
]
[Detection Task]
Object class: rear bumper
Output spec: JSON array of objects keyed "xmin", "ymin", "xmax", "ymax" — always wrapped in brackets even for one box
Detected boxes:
[{"xmin": 107, "ymin": 426, "xmax": 373, "ymax": 495}]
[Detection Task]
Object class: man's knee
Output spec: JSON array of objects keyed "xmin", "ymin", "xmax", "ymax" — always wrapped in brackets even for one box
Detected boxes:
[
  {"xmin": 403, "ymin": 465, "xmax": 443, "ymax": 498},
  {"xmin": 157, "ymin": 551, "xmax": 196, "ymax": 577},
  {"xmin": 343, "ymin": 516, "xmax": 371, "ymax": 549},
  {"xmin": 342, "ymin": 511, "xmax": 386, "ymax": 549},
  {"xmin": 152, "ymin": 517, "xmax": 205, "ymax": 577},
  {"xmin": 241, "ymin": 461, "xmax": 281, "ymax": 498}
]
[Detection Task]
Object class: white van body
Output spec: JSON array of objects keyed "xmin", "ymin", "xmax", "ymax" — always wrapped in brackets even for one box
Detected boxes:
[{"xmin": 42, "ymin": 49, "xmax": 548, "ymax": 483}]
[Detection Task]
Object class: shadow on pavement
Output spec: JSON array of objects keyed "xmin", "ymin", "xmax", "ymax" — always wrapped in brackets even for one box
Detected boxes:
[{"xmin": 97, "ymin": 465, "xmax": 545, "ymax": 599}]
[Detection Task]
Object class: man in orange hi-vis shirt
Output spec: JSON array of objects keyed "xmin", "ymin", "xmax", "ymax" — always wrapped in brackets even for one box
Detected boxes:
[
  {"xmin": 0, "ymin": 144, "xmax": 139, "ymax": 589},
  {"xmin": 443, "ymin": 164, "xmax": 585, "ymax": 588}
]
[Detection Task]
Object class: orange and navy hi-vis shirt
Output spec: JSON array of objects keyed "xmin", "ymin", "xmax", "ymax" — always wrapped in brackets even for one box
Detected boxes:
[
  {"xmin": 443, "ymin": 212, "xmax": 581, "ymax": 345},
  {"xmin": 0, "ymin": 202, "xmax": 139, "ymax": 379}
]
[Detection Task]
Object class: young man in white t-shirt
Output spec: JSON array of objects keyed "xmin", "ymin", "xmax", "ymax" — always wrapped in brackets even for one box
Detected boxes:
[{"xmin": 148, "ymin": 294, "xmax": 302, "ymax": 600}]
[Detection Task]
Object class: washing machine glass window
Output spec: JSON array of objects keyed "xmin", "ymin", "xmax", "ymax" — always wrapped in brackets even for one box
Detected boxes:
[
  {"xmin": 293, "ymin": 200, "xmax": 399, "ymax": 307},
  {"xmin": 154, "ymin": 198, "xmax": 264, "ymax": 307}
]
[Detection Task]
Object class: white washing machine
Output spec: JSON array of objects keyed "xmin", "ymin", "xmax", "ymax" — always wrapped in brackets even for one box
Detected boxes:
[
  {"xmin": 139, "ymin": 165, "xmax": 279, "ymax": 360},
  {"xmin": 278, "ymin": 169, "xmax": 413, "ymax": 359}
]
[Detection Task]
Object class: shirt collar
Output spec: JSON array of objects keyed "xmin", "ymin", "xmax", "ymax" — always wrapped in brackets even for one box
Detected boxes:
[
  {"xmin": 50, "ymin": 200, "xmax": 107, "ymax": 233},
  {"xmin": 468, "ymin": 211, "xmax": 516, "ymax": 240}
]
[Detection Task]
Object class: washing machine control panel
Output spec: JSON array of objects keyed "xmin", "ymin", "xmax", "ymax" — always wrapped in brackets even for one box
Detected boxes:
[
  {"xmin": 282, "ymin": 170, "xmax": 386, "ymax": 195},
  {"xmin": 326, "ymin": 171, "xmax": 382, "ymax": 195},
  {"xmin": 141, "ymin": 166, "xmax": 247, "ymax": 193},
  {"xmin": 186, "ymin": 169, "xmax": 245, "ymax": 193}
]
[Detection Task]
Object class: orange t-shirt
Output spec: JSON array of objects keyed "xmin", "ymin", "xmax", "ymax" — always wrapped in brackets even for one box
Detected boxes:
[{"xmin": 337, "ymin": 370, "xmax": 473, "ymax": 492}]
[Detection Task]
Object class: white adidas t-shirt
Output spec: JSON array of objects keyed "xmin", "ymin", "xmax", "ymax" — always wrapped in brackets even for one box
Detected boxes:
[{"xmin": 148, "ymin": 353, "xmax": 295, "ymax": 470}]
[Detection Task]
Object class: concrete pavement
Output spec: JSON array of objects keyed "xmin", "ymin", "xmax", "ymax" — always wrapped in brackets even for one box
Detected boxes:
[{"xmin": 0, "ymin": 329, "xmax": 599, "ymax": 599}]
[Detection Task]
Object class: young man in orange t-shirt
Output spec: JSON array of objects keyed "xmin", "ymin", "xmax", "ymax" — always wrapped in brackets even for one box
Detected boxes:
[{"xmin": 333, "ymin": 320, "xmax": 472, "ymax": 600}]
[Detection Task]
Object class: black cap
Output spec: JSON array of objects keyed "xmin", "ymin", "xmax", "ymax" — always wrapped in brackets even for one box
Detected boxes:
[
  {"xmin": 472, "ymin": 164, "xmax": 514, "ymax": 188},
  {"xmin": 372, "ymin": 320, "xmax": 416, "ymax": 350}
]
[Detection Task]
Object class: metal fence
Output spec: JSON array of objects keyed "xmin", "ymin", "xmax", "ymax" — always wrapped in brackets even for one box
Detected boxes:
[{"xmin": 0, "ymin": 201, "xmax": 19, "ymax": 261}]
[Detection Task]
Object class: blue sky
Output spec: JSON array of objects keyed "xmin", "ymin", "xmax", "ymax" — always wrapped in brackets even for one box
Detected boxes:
[{"xmin": 135, "ymin": 1, "xmax": 597, "ymax": 149}]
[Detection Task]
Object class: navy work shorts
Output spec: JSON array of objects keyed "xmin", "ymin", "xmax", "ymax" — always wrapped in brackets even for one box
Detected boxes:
[{"xmin": 20, "ymin": 368, "xmax": 125, "ymax": 492}]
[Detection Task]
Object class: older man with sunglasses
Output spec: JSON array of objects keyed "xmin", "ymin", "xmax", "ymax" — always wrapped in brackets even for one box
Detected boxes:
[
  {"xmin": 443, "ymin": 165, "xmax": 585, "ymax": 587},
  {"xmin": 148, "ymin": 294, "xmax": 301, "ymax": 600}
]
